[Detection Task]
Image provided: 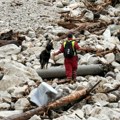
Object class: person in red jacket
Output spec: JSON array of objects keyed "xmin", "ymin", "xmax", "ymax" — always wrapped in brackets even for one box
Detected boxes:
[{"xmin": 53, "ymin": 33, "xmax": 94, "ymax": 83}]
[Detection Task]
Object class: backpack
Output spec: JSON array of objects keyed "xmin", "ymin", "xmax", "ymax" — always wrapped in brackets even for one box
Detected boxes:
[{"xmin": 63, "ymin": 41, "xmax": 76, "ymax": 58}]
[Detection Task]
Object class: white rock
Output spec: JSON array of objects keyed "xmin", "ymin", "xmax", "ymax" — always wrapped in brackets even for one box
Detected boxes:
[
  {"xmin": 107, "ymin": 93, "xmax": 117, "ymax": 102},
  {"xmin": 95, "ymin": 101, "xmax": 109, "ymax": 107},
  {"xmin": 61, "ymin": 0, "xmax": 69, "ymax": 6},
  {"xmin": 79, "ymin": 53, "xmax": 94, "ymax": 65},
  {"xmin": 98, "ymin": 57, "xmax": 107, "ymax": 64},
  {"xmin": 103, "ymin": 28, "xmax": 111, "ymax": 41},
  {"xmin": 100, "ymin": 15, "xmax": 111, "ymax": 23},
  {"xmin": 56, "ymin": 1, "xmax": 64, "ymax": 8},
  {"xmin": 111, "ymin": 61, "xmax": 120, "ymax": 68},
  {"xmin": 105, "ymin": 53, "xmax": 115, "ymax": 64},
  {"xmin": 0, "ymin": 110, "xmax": 23, "ymax": 118},
  {"xmin": 108, "ymin": 103, "xmax": 119, "ymax": 108},
  {"xmin": 0, "ymin": 103, "xmax": 10, "ymax": 110},
  {"xmin": 29, "ymin": 115, "xmax": 41, "ymax": 120},
  {"xmin": 70, "ymin": 9, "xmax": 81, "ymax": 17},
  {"xmin": 11, "ymin": 54, "xmax": 18, "ymax": 61},
  {"xmin": 0, "ymin": 91, "xmax": 11, "ymax": 103},
  {"xmin": 10, "ymin": 85, "xmax": 28, "ymax": 98},
  {"xmin": 0, "ymin": 44, "xmax": 21, "ymax": 55},
  {"xmin": 53, "ymin": 115, "xmax": 74, "ymax": 120},
  {"xmin": 37, "ymin": 0, "xmax": 44, "ymax": 4},
  {"xmin": 88, "ymin": 57, "xmax": 99, "ymax": 64},
  {"xmin": 91, "ymin": 93, "xmax": 108, "ymax": 102},
  {"xmin": 95, "ymin": 0, "xmax": 104, "ymax": 4},
  {"xmin": 15, "ymin": 98, "xmax": 30, "ymax": 110},
  {"xmin": 84, "ymin": 11, "xmax": 94, "ymax": 21},
  {"xmin": 116, "ymin": 73, "xmax": 120, "ymax": 80},
  {"xmin": 96, "ymin": 114, "xmax": 110, "ymax": 120},
  {"xmin": 82, "ymin": 104, "xmax": 93, "ymax": 117},
  {"xmin": 103, "ymin": 83, "xmax": 114, "ymax": 92},
  {"xmin": 25, "ymin": 36, "xmax": 31, "ymax": 41},
  {"xmin": 68, "ymin": 83, "xmax": 77, "ymax": 90},
  {"xmin": 27, "ymin": 31, "xmax": 36, "ymax": 38},
  {"xmin": 72, "ymin": 109, "xmax": 84, "ymax": 119},
  {"xmin": 100, "ymin": 107, "xmax": 120, "ymax": 120},
  {"xmin": 115, "ymin": 53, "xmax": 120, "ymax": 63},
  {"xmin": 0, "ymin": 61, "xmax": 42, "ymax": 91},
  {"xmin": 90, "ymin": 106, "xmax": 102, "ymax": 116}
]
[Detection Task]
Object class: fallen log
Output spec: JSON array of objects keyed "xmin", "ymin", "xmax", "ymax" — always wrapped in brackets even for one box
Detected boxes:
[
  {"xmin": 5, "ymin": 80, "xmax": 101, "ymax": 120},
  {"xmin": 96, "ymin": 47, "xmax": 119, "ymax": 56},
  {"xmin": 37, "ymin": 64, "xmax": 104, "ymax": 79},
  {"xmin": 0, "ymin": 39, "xmax": 24, "ymax": 47}
]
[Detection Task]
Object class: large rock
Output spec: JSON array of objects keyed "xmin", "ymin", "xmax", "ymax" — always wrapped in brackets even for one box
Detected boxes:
[
  {"xmin": 0, "ymin": 61, "xmax": 42, "ymax": 91},
  {"xmin": 0, "ymin": 91, "xmax": 11, "ymax": 103},
  {"xmin": 0, "ymin": 44, "xmax": 21, "ymax": 56}
]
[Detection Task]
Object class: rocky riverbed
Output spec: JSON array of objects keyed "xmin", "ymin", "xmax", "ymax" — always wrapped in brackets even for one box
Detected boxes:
[{"xmin": 0, "ymin": 0, "xmax": 120, "ymax": 120}]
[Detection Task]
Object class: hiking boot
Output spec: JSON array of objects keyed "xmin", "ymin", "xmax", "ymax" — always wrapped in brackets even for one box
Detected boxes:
[
  {"xmin": 66, "ymin": 78, "xmax": 72, "ymax": 83},
  {"xmin": 70, "ymin": 79, "xmax": 76, "ymax": 84}
]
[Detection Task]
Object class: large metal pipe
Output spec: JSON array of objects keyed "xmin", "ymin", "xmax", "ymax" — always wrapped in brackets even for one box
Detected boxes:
[{"xmin": 37, "ymin": 64, "xmax": 104, "ymax": 79}]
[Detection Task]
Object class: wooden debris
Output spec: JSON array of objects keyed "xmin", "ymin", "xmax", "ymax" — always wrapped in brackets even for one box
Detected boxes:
[
  {"xmin": 0, "ymin": 30, "xmax": 25, "ymax": 47},
  {"xmin": 0, "ymin": 30, "xmax": 14, "ymax": 40},
  {"xmin": 55, "ymin": 21, "xmax": 110, "ymax": 41},
  {"xmin": 105, "ymin": 84, "xmax": 120, "ymax": 93},
  {"xmin": 96, "ymin": 46, "xmax": 120, "ymax": 57},
  {"xmin": 84, "ymin": 0, "xmax": 112, "ymax": 12},
  {"xmin": 56, "ymin": 0, "xmax": 114, "ymax": 37},
  {"xmin": 5, "ymin": 80, "xmax": 102, "ymax": 120},
  {"xmin": 57, "ymin": 21, "xmax": 78, "ymax": 29},
  {"xmin": 54, "ymin": 24, "xmax": 87, "ymax": 41}
]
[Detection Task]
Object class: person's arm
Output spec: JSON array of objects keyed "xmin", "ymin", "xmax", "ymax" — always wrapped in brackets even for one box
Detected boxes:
[
  {"xmin": 53, "ymin": 44, "xmax": 64, "ymax": 56},
  {"xmin": 80, "ymin": 47, "xmax": 95, "ymax": 52},
  {"xmin": 53, "ymin": 50, "xmax": 61, "ymax": 56},
  {"xmin": 74, "ymin": 42, "xmax": 101, "ymax": 52}
]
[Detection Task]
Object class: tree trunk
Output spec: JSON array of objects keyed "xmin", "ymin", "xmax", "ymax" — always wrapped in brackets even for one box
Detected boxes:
[{"xmin": 37, "ymin": 64, "xmax": 104, "ymax": 79}]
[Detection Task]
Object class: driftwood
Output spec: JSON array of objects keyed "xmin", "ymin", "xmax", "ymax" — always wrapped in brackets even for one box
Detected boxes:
[
  {"xmin": 96, "ymin": 47, "xmax": 120, "ymax": 56},
  {"xmin": 5, "ymin": 80, "xmax": 101, "ymax": 120},
  {"xmin": 84, "ymin": 0, "xmax": 112, "ymax": 12},
  {"xmin": 54, "ymin": 24, "xmax": 86, "ymax": 41},
  {"xmin": 104, "ymin": 84, "xmax": 120, "ymax": 93},
  {"xmin": 0, "ymin": 30, "xmax": 25, "ymax": 47},
  {"xmin": 0, "ymin": 30, "xmax": 14, "ymax": 40},
  {"xmin": 55, "ymin": 21, "xmax": 107, "ymax": 41}
]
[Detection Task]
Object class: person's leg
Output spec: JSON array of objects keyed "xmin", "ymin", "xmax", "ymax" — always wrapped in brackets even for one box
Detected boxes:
[
  {"xmin": 72, "ymin": 56, "xmax": 78, "ymax": 81},
  {"xmin": 64, "ymin": 58, "xmax": 72, "ymax": 81}
]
